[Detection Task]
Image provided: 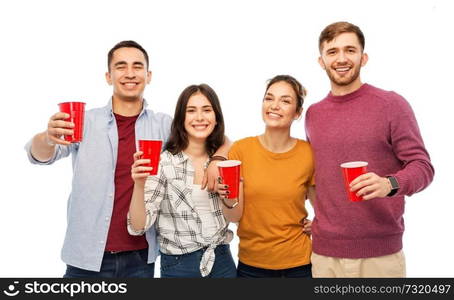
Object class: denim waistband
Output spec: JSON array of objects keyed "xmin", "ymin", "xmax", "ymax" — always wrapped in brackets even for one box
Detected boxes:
[
  {"xmin": 105, "ymin": 248, "xmax": 147, "ymax": 255},
  {"xmin": 161, "ymin": 244, "xmax": 229, "ymax": 256}
]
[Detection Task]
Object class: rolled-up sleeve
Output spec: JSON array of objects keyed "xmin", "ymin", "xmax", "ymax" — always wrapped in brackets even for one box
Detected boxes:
[{"xmin": 24, "ymin": 139, "xmax": 74, "ymax": 165}]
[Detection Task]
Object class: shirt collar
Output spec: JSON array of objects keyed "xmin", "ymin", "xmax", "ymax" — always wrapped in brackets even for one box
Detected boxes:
[
  {"xmin": 171, "ymin": 151, "xmax": 210, "ymax": 169},
  {"xmin": 105, "ymin": 97, "xmax": 149, "ymax": 120},
  {"xmin": 172, "ymin": 151, "xmax": 189, "ymax": 165}
]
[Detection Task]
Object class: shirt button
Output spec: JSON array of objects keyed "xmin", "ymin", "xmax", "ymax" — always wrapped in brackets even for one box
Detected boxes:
[
  {"xmin": 109, "ymin": 194, "xmax": 113, "ymax": 198},
  {"xmin": 100, "ymin": 241, "xmax": 104, "ymax": 244},
  {"xmin": 105, "ymin": 217, "xmax": 109, "ymax": 221}
]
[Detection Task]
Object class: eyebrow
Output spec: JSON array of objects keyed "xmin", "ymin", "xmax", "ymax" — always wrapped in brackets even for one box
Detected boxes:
[
  {"xmin": 326, "ymin": 45, "xmax": 358, "ymax": 52},
  {"xmin": 113, "ymin": 61, "xmax": 144, "ymax": 67},
  {"xmin": 186, "ymin": 105, "xmax": 213, "ymax": 109},
  {"xmin": 265, "ymin": 92, "xmax": 293, "ymax": 99},
  {"xmin": 113, "ymin": 61, "xmax": 127, "ymax": 67}
]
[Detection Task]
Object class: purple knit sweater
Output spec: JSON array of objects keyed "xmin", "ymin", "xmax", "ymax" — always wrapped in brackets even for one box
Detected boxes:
[{"xmin": 305, "ymin": 83, "xmax": 434, "ymax": 258}]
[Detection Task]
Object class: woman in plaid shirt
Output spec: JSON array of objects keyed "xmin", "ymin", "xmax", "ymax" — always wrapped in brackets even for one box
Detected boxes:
[{"xmin": 127, "ymin": 84, "xmax": 243, "ymax": 277}]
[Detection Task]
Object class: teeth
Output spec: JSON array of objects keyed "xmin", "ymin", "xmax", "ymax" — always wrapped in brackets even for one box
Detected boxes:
[
  {"xmin": 336, "ymin": 67, "xmax": 350, "ymax": 72},
  {"xmin": 268, "ymin": 112, "xmax": 281, "ymax": 118}
]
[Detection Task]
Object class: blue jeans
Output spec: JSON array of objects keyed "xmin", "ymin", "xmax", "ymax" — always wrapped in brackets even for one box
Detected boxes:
[
  {"xmin": 160, "ymin": 244, "xmax": 237, "ymax": 278},
  {"xmin": 63, "ymin": 248, "xmax": 155, "ymax": 278},
  {"xmin": 237, "ymin": 261, "xmax": 312, "ymax": 278}
]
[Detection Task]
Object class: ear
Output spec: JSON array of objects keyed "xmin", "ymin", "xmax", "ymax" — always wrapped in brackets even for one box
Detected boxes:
[
  {"xmin": 146, "ymin": 70, "xmax": 152, "ymax": 84},
  {"xmin": 105, "ymin": 72, "xmax": 112, "ymax": 85},
  {"xmin": 318, "ymin": 56, "xmax": 326, "ymax": 70},
  {"xmin": 361, "ymin": 53, "xmax": 369, "ymax": 67}
]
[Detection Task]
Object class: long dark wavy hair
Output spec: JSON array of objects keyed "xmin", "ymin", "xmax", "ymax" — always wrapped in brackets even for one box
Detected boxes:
[{"xmin": 165, "ymin": 84, "xmax": 225, "ymax": 156}]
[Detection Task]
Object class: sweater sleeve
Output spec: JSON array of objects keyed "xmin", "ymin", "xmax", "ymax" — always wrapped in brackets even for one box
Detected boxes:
[{"xmin": 387, "ymin": 92, "xmax": 434, "ymax": 197}]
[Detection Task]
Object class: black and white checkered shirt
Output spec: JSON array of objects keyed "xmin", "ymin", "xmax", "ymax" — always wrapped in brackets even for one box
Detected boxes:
[{"xmin": 128, "ymin": 150, "xmax": 233, "ymax": 276}]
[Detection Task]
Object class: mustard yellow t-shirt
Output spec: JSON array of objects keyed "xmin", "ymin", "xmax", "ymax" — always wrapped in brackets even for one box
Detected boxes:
[{"xmin": 229, "ymin": 136, "xmax": 315, "ymax": 269}]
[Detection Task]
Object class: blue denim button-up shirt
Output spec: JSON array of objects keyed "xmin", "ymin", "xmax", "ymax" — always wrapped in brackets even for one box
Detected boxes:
[{"xmin": 25, "ymin": 99, "xmax": 172, "ymax": 272}]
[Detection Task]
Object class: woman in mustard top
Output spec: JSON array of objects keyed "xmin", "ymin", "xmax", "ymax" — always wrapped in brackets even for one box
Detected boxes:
[{"xmin": 219, "ymin": 75, "xmax": 315, "ymax": 277}]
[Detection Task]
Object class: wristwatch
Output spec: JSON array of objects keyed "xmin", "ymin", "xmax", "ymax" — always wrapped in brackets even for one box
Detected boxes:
[{"xmin": 386, "ymin": 176, "xmax": 399, "ymax": 197}]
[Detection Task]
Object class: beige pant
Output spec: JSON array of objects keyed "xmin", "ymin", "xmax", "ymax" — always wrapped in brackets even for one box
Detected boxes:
[{"xmin": 311, "ymin": 250, "xmax": 406, "ymax": 278}]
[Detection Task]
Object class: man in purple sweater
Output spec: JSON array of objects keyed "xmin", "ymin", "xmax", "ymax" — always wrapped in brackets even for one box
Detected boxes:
[{"xmin": 305, "ymin": 21, "xmax": 434, "ymax": 277}]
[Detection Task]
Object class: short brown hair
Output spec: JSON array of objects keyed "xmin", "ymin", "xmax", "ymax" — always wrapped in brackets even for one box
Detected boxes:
[
  {"xmin": 107, "ymin": 40, "xmax": 149, "ymax": 71},
  {"xmin": 265, "ymin": 75, "xmax": 307, "ymax": 113},
  {"xmin": 319, "ymin": 22, "xmax": 365, "ymax": 52}
]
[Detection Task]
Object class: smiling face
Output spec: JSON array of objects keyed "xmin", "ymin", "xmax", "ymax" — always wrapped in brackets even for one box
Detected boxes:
[
  {"xmin": 184, "ymin": 92, "xmax": 217, "ymax": 142},
  {"xmin": 262, "ymin": 81, "xmax": 301, "ymax": 129},
  {"xmin": 105, "ymin": 47, "xmax": 151, "ymax": 102},
  {"xmin": 319, "ymin": 32, "xmax": 368, "ymax": 95}
]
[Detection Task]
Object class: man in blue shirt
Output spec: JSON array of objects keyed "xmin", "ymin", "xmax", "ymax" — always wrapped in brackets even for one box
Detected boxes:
[{"xmin": 25, "ymin": 41, "xmax": 227, "ymax": 277}]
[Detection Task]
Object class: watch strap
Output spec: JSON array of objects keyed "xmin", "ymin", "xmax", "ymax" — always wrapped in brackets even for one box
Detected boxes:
[{"xmin": 386, "ymin": 176, "xmax": 399, "ymax": 197}]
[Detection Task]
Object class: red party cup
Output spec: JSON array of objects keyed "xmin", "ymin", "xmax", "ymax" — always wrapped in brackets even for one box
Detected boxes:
[
  {"xmin": 217, "ymin": 160, "xmax": 241, "ymax": 199},
  {"xmin": 340, "ymin": 161, "xmax": 368, "ymax": 202},
  {"xmin": 58, "ymin": 102, "xmax": 86, "ymax": 143},
  {"xmin": 138, "ymin": 140, "xmax": 163, "ymax": 175}
]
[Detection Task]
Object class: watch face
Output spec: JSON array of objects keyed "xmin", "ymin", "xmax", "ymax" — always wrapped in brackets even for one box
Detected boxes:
[
  {"xmin": 388, "ymin": 176, "xmax": 399, "ymax": 189},
  {"xmin": 387, "ymin": 176, "xmax": 399, "ymax": 197}
]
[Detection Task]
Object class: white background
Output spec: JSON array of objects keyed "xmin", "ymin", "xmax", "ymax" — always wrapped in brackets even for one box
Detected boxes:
[{"xmin": 1, "ymin": 0, "xmax": 453, "ymax": 277}]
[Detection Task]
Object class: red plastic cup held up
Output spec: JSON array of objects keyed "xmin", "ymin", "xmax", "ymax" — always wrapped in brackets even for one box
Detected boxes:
[
  {"xmin": 58, "ymin": 102, "xmax": 86, "ymax": 143},
  {"xmin": 138, "ymin": 140, "xmax": 163, "ymax": 175},
  {"xmin": 217, "ymin": 160, "xmax": 241, "ymax": 199},
  {"xmin": 340, "ymin": 161, "xmax": 368, "ymax": 202}
]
